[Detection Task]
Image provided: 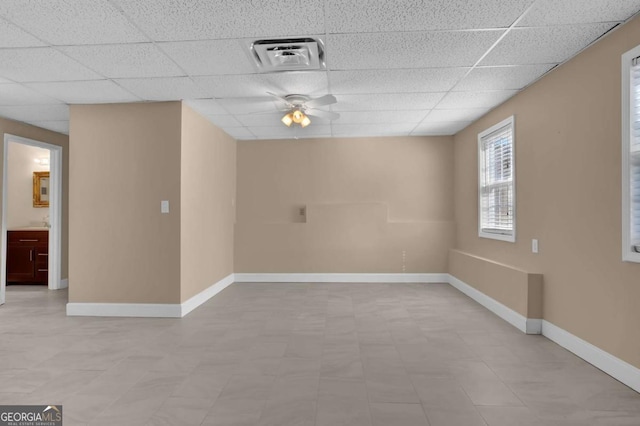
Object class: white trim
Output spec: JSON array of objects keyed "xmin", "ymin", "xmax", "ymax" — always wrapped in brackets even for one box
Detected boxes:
[
  {"xmin": 621, "ymin": 45, "xmax": 640, "ymax": 263},
  {"xmin": 234, "ymin": 273, "xmax": 449, "ymax": 283},
  {"xmin": 66, "ymin": 302, "xmax": 182, "ymax": 318},
  {"xmin": 541, "ymin": 320, "xmax": 640, "ymax": 393},
  {"xmin": 446, "ymin": 273, "xmax": 640, "ymax": 392},
  {"xmin": 59, "ymin": 278, "xmax": 68, "ymax": 289},
  {"xmin": 0, "ymin": 138, "xmax": 6, "ymax": 306},
  {"xmin": 48, "ymin": 143, "xmax": 63, "ymax": 289},
  {"xmin": 448, "ymin": 274, "xmax": 541, "ymax": 334},
  {"xmin": 1, "ymin": 134, "xmax": 64, "ymax": 306},
  {"xmin": 181, "ymin": 273, "xmax": 235, "ymax": 316},
  {"xmin": 66, "ymin": 273, "xmax": 235, "ymax": 318},
  {"xmin": 477, "ymin": 115, "xmax": 516, "ymax": 243}
]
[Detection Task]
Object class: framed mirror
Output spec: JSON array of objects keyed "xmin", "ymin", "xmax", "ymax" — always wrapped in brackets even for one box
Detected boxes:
[{"xmin": 33, "ymin": 171, "xmax": 50, "ymax": 208}]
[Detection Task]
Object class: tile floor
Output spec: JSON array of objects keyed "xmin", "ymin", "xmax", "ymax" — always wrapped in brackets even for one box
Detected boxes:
[{"xmin": 0, "ymin": 283, "xmax": 639, "ymax": 425}]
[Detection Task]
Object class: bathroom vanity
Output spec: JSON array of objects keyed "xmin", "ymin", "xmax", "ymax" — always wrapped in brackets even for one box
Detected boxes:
[{"xmin": 6, "ymin": 229, "xmax": 48, "ymax": 285}]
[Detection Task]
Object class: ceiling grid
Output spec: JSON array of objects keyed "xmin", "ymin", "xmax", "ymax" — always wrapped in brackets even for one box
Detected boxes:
[{"xmin": 0, "ymin": 0, "xmax": 638, "ymax": 139}]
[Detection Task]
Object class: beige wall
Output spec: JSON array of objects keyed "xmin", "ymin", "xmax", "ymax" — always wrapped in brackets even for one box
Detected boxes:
[
  {"xmin": 1, "ymin": 118, "xmax": 69, "ymax": 279},
  {"xmin": 454, "ymin": 16, "xmax": 640, "ymax": 367},
  {"xmin": 69, "ymin": 102, "xmax": 182, "ymax": 304},
  {"xmin": 7, "ymin": 142, "xmax": 50, "ymax": 228},
  {"xmin": 235, "ymin": 136, "xmax": 455, "ymax": 273},
  {"xmin": 180, "ymin": 104, "xmax": 236, "ymax": 302}
]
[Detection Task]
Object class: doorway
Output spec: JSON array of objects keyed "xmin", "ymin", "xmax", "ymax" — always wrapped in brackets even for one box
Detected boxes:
[{"xmin": 0, "ymin": 134, "xmax": 63, "ymax": 306}]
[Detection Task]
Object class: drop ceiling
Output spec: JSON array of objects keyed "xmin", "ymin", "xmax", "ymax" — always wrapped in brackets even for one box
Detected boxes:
[{"xmin": 0, "ymin": 0, "xmax": 638, "ymax": 139}]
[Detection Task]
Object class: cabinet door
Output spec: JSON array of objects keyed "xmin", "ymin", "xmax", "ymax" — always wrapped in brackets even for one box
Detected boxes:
[{"xmin": 7, "ymin": 245, "xmax": 35, "ymax": 280}]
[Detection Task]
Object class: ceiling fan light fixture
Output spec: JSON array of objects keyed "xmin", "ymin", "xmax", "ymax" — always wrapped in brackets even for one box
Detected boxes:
[
  {"xmin": 281, "ymin": 112, "xmax": 293, "ymax": 127},
  {"xmin": 292, "ymin": 109, "xmax": 305, "ymax": 124},
  {"xmin": 300, "ymin": 115, "xmax": 311, "ymax": 127}
]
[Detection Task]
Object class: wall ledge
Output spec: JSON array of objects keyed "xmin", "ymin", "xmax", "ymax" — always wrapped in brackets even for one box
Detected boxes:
[
  {"xmin": 66, "ymin": 273, "xmax": 234, "ymax": 318},
  {"xmin": 234, "ymin": 273, "xmax": 449, "ymax": 283},
  {"xmin": 448, "ymin": 274, "xmax": 542, "ymax": 334},
  {"xmin": 450, "ymin": 249, "xmax": 530, "ymax": 274}
]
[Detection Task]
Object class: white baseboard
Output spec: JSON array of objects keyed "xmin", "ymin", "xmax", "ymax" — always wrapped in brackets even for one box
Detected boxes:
[
  {"xmin": 66, "ymin": 273, "xmax": 235, "ymax": 318},
  {"xmin": 181, "ymin": 273, "xmax": 235, "ymax": 316},
  {"xmin": 63, "ymin": 269, "xmax": 640, "ymax": 393},
  {"xmin": 448, "ymin": 274, "xmax": 541, "ymax": 335},
  {"xmin": 66, "ymin": 302, "xmax": 182, "ymax": 318},
  {"xmin": 446, "ymin": 273, "xmax": 640, "ymax": 393},
  {"xmin": 541, "ymin": 320, "xmax": 640, "ymax": 393},
  {"xmin": 234, "ymin": 273, "xmax": 449, "ymax": 283},
  {"xmin": 59, "ymin": 278, "xmax": 68, "ymax": 289}
]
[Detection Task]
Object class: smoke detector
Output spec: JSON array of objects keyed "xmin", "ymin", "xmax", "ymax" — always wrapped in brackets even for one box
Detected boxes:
[{"xmin": 248, "ymin": 37, "xmax": 326, "ymax": 72}]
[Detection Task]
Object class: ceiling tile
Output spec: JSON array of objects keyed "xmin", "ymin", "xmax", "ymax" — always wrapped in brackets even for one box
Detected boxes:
[
  {"xmin": 27, "ymin": 120, "xmax": 70, "ymax": 134},
  {"xmin": 185, "ymin": 99, "xmax": 229, "ymax": 115},
  {"xmin": 26, "ymin": 80, "xmax": 140, "ymax": 104},
  {"xmin": 59, "ymin": 44, "xmax": 184, "ymax": 79},
  {"xmin": 437, "ymin": 90, "xmax": 518, "ymax": 109},
  {"xmin": 248, "ymin": 125, "xmax": 331, "ymax": 140},
  {"xmin": 0, "ymin": 0, "xmax": 148, "ymax": 45},
  {"xmin": 328, "ymin": 30, "xmax": 503, "ymax": 70},
  {"xmin": 0, "ymin": 48, "xmax": 102, "ymax": 82},
  {"xmin": 332, "ymin": 93, "xmax": 446, "ymax": 112},
  {"xmin": 331, "ymin": 123, "xmax": 414, "ymax": 137},
  {"xmin": 111, "ymin": 0, "xmax": 325, "ymax": 41},
  {"xmin": 335, "ymin": 110, "xmax": 428, "ymax": 124},
  {"xmin": 194, "ymin": 72, "xmax": 329, "ymax": 98},
  {"xmin": 454, "ymin": 65, "xmax": 556, "ymax": 91},
  {"xmin": 205, "ymin": 115, "xmax": 243, "ymax": 128},
  {"xmin": 223, "ymin": 127, "xmax": 256, "ymax": 140},
  {"xmin": 0, "ymin": 18, "xmax": 46, "ymax": 48},
  {"xmin": 412, "ymin": 121, "xmax": 472, "ymax": 135},
  {"xmin": 326, "ymin": 0, "xmax": 534, "ymax": 33},
  {"xmin": 0, "ymin": 104, "xmax": 69, "ymax": 122},
  {"xmin": 518, "ymin": 0, "xmax": 640, "ymax": 26},
  {"xmin": 481, "ymin": 23, "xmax": 616, "ymax": 65},
  {"xmin": 115, "ymin": 77, "xmax": 204, "ymax": 100},
  {"xmin": 0, "ymin": 84, "xmax": 62, "ymax": 106},
  {"xmin": 330, "ymin": 68, "xmax": 469, "ymax": 94},
  {"xmin": 424, "ymin": 108, "xmax": 490, "ymax": 122},
  {"xmin": 159, "ymin": 40, "xmax": 256, "ymax": 76},
  {"xmin": 216, "ymin": 97, "xmax": 282, "ymax": 115}
]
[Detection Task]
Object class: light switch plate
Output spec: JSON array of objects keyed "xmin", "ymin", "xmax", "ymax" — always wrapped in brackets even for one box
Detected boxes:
[
  {"xmin": 532, "ymin": 239, "xmax": 539, "ymax": 253},
  {"xmin": 161, "ymin": 200, "xmax": 169, "ymax": 213}
]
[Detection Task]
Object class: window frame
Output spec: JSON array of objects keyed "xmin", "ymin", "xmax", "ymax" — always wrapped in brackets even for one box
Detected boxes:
[
  {"xmin": 477, "ymin": 116, "xmax": 516, "ymax": 243},
  {"xmin": 621, "ymin": 45, "xmax": 640, "ymax": 263}
]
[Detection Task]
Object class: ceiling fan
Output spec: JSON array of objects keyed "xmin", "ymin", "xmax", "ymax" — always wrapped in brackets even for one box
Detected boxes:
[{"xmin": 267, "ymin": 92, "xmax": 340, "ymax": 128}]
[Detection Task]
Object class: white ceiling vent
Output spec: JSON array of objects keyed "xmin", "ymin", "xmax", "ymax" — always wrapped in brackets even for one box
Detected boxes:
[{"xmin": 249, "ymin": 37, "xmax": 325, "ymax": 72}]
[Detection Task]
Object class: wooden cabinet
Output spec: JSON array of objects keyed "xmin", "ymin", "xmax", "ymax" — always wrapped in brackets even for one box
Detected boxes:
[{"xmin": 6, "ymin": 230, "xmax": 48, "ymax": 285}]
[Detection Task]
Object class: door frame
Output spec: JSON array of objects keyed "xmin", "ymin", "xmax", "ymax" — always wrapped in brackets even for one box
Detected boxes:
[{"xmin": 1, "ymin": 134, "xmax": 63, "ymax": 305}]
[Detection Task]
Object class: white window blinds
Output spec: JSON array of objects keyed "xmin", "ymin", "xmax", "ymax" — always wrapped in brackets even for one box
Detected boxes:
[
  {"xmin": 629, "ymin": 60, "xmax": 640, "ymax": 247},
  {"xmin": 478, "ymin": 117, "xmax": 515, "ymax": 241},
  {"xmin": 622, "ymin": 45, "xmax": 640, "ymax": 262}
]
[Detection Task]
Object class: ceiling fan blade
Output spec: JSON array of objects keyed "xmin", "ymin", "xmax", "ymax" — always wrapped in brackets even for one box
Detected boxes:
[
  {"xmin": 266, "ymin": 91, "xmax": 290, "ymax": 104},
  {"xmin": 306, "ymin": 109, "xmax": 340, "ymax": 120},
  {"xmin": 305, "ymin": 94, "xmax": 337, "ymax": 108}
]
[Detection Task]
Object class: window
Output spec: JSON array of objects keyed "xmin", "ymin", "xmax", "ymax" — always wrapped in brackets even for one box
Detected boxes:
[
  {"xmin": 622, "ymin": 46, "xmax": 640, "ymax": 263},
  {"xmin": 478, "ymin": 116, "xmax": 515, "ymax": 242}
]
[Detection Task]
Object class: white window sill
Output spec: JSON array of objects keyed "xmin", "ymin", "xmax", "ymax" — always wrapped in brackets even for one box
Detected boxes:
[{"xmin": 479, "ymin": 231, "xmax": 515, "ymax": 243}]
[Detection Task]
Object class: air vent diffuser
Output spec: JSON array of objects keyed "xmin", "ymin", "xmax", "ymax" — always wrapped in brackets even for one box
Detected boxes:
[{"xmin": 249, "ymin": 37, "xmax": 325, "ymax": 72}]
